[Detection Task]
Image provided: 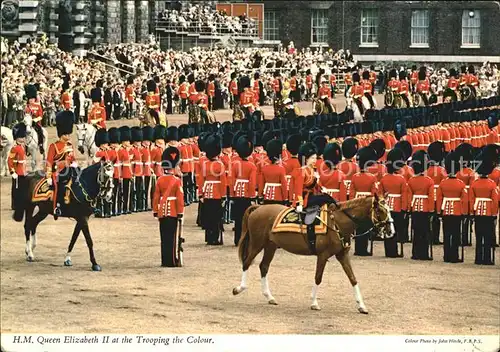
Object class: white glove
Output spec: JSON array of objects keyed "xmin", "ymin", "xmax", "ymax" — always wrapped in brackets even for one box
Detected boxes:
[
  {"xmin": 70, "ymin": 162, "xmax": 78, "ymax": 168},
  {"xmin": 296, "ymin": 205, "xmax": 303, "ymax": 213},
  {"xmin": 11, "ymin": 172, "xmax": 18, "ymax": 180},
  {"xmin": 46, "ymin": 177, "xmax": 53, "ymax": 186}
]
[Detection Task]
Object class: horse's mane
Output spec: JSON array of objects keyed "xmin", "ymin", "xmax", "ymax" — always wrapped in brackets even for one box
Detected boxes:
[
  {"xmin": 80, "ymin": 162, "xmax": 100, "ymax": 178},
  {"xmin": 335, "ymin": 196, "xmax": 373, "ymax": 211}
]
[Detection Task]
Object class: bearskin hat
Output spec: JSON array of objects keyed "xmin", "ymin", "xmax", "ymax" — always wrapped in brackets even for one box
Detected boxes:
[
  {"xmin": 418, "ymin": 67, "xmax": 427, "ymax": 80},
  {"xmin": 306, "ymin": 69, "xmax": 311, "ymax": 75},
  {"xmin": 55, "ymin": 110, "xmax": 74, "ymax": 137},
  {"xmin": 323, "ymin": 143, "xmax": 342, "ymax": 167},
  {"xmin": 108, "ymin": 127, "xmax": 120, "ymax": 144},
  {"xmin": 235, "ymin": 134, "xmax": 253, "ymax": 159},
  {"xmin": 261, "ymin": 130, "xmax": 276, "ymax": 149},
  {"xmin": 352, "ymin": 72, "xmax": 361, "ymax": 83},
  {"xmin": 222, "ymin": 132, "xmax": 234, "ymax": 148},
  {"xmin": 142, "ymin": 126, "xmax": 154, "ymax": 142},
  {"xmin": 286, "ymin": 134, "xmax": 302, "ymax": 156},
  {"xmin": 449, "ymin": 68, "xmax": 457, "ymax": 78},
  {"xmin": 362, "ymin": 70, "xmax": 370, "ymax": 80},
  {"xmin": 253, "ymin": 130, "xmax": 264, "ymax": 147},
  {"xmin": 342, "ymin": 137, "xmax": 359, "ymax": 159},
  {"xmin": 127, "ymin": 76, "xmax": 134, "ymax": 85},
  {"xmin": 399, "ymin": 70, "xmax": 407, "ymax": 81},
  {"xmin": 95, "ymin": 128, "xmax": 110, "ymax": 147},
  {"xmin": 162, "ymin": 146, "xmax": 180, "ymax": 170},
  {"xmin": 369, "ymin": 138, "xmax": 386, "ymax": 160},
  {"xmin": 357, "ymin": 147, "xmax": 377, "ymax": 170},
  {"xmin": 488, "ymin": 113, "xmax": 499, "ymax": 129},
  {"xmin": 474, "ymin": 149, "xmax": 496, "ymax": 176},
  {"xmin": 411, "ymin": 65, "xmax": 417, "ymax": 71},
  {"xmin": 239, "ymin": 75, "xmax": 251, "ymax": 89},
  {"xmin": 230, "ymin": 71, "xmax": 237, "ymax": 80},
  {"xmin": 147, "ymin": 80, "xmax": 156, "ymax": 92},
  {"xmin": 131, "ymin": 126, "xmax": 143, "ymax": 143},
  {"xmin": 444, "ymin": 151, "xmax": 459, "ymax": 176},
  {"xmin": 90, "ymin": 88, "xmax": 101, "ymax": 103},
  {"xmin": 62, "ymin": 79, "xmax": 70, "ymax": 91},
  {"xmin": 166, "ymin": 126, "xmax": 178, "ymax": 142},
  {"xmin": 187, "ymin": 73, "xmax": 195, "ymax": 84},
  {"xmin": 12, "ymin": 123, "xmax": 27, "ymax": 139},
  {"xmin": 411, "ymin": 150, "xmax": 429, "ymax": 175},
  {"xmin": 266, "ymin": 139, "xmax": 283, "ymax": 163},
  {"xmin": 468, "ymin": 65, "xmax": 475, "ymax": 74},
  {"xmin": 386, "ymin": 148, "xmax": 405, "ymax": 174},
  {"xmin": 220, "ymin": 121, "xmax": 232, "ymax": 134},
  {"xmin": 273, "ymin": 70, "xmax": 281, "ymax": 78},
  {"xmin": 313, "ymin": 135, "xmax": 327, "ymax": 156},
  {"xmin": 254, "ymin": 72, "xmax": 260, "ymax": 80},
  {"xmin": 394, "ymin": 119, "xmax": 407, "ymax": 140},
  {"xmin": 388, "ymin": 69, "xmax": 397, "ymax": 79},
  {"xmin": 481, "ymin": 144, "xmax": 500, "ymax": 165},
  {"xmin": 25, "ymin": 84, "xmax": 37, "ymax": 100},
  {"xmin": 428, "ymin": 141, "xmax": 446, "ymax": 164},
  {"xmin": 153, "ymin": 125, "xmax": 166, "ymax": 141},
  {"xmin": 118, "ymin": 126, "xmax": 131, "ymax": 142},
  {"xmin": 204, "ymin": 133, "xmax": 221, "ymax": 160},
  {"xmin": 298, "ymin": 142, "xmax": 317, "ymax": 166},
  {"xmin": 178, "ymin": 75, "xmax": 185, "ymax": 84},
  {"xmin": 231, "ymin": 131, "xmax": 246, "ymax": 149},
  {"xmin": 178, "ymin": 124, "xmax": 190, "ymax": 140},
  {"xmin": 96, "ymin": 79, "xmax": 104, "ymax": 88},
  {"xmin": 194, "ymin": 80, "xmax": 205, "ymax": 93},
  {"xmin": 290, "ymin": 69, "xmax": 297, "ymax": 77}
]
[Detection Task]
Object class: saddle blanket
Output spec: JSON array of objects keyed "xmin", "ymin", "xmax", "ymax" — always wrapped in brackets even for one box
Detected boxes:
[
  {"xmin": 32, "ymin": 178, "xmax": 53, "ymax": 202},
  {"xmin": 271, "ymin": 206, "xmax": 328, "ymax": 235}
]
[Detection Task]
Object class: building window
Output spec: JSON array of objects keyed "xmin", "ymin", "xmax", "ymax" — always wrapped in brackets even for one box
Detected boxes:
[
  {"xmin": 360, "ymin": 9, "xmax": 378, "ymax": 46},
  {"xmin": 264, "ymin": 11, "xmax": 279, "ymax": 41},
  {"xmin": 461, "ymin": 10, "xmax": 480, "ymax": 47},
  {"xmin": 311, "ymin": 9, "xmax": 328, "ymax": 45},
  {"xmin": 411, "ymin": 10, "xmax": 429, "ymax": 47}
]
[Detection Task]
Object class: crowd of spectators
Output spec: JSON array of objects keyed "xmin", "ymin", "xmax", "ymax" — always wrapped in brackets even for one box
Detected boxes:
[{"xmin": 157, "ymin": 1, "xmax": 257, "ymax": 37}]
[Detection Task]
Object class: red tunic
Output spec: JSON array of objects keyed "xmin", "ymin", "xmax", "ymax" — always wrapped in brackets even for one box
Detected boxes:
[
  {"xmin": 145, "ymin": 93, "xmax": 160, "ymax": 112},
  {"xmin": 407, "ymin": 175, "xmax": 435, "ymax": 212},
  {"xmin": 456, "ymin": 167, "xmax": 477, "ymax": 190},
  {"xmin": 229, "ymin": 80, "xmax": 239, "ymax": 96},
  {"xmin": 362, "ymin": 80, "xmax": 372, "ymax": 94},
  {"xmin": 416, "ymin": 80, "xmax": 430, "ymax": 94},
  {"xmin": 292, "ymin": 166, "xmax": 321, "ymax": 207},
  {"xmin": 25, "ymin": 102, "xmax": 43, "ymax": 125},
  {"xmin": 207, "ymin": 82, "xmax": 215, "ymax": 97},
  {"xmin": 125, "ymin": 85, "xmax": 135, "ymax": 103},
  {"xmin": 447, "ymin": 78, "xmax": 458, "ymax": 91},
  {"xmin": 351, "ymin": 85, "xmax": 364, "ymax": 99},
  {"xmin": 259, "ymin": 163, "xmax": 288, "ymax": 201},
  {"xmin": 425, "ymin": 164, "xmax": 448, "ymax": 200},
  {"xmin": 94, "ymin": 147, "xmax": 110, "ymax": 163},
  {"xmin": 366, "ymin": 163, "xmax": 387, "ymax": 182},
  {"xmin": 388, "ymin": 79, "xmax": 401, "ymax": 92},
  {"xmin": 151, "ymin": 144, "xmax": 165, "ymax": 178},
  {"xmin": 199, "ymin": 159, "xmax": 227, "ymax": 199},
  {"xmin": 141, "ymin": 146, "xmax": 152, "ymax": 177},
  {"xmin": 60, "ymin": 91, "xmax": 72, "ymax": 110},
  {"xmin": 108, "ymin": 147, "xmax": 120, "ymax": 179},
  {"xmin": 379, "ymin": 173, "xmax": 408, "ymax": 212},
  {"xmin": 88, "ymin": 104, "xmax": 107, "ymax": 129},
  {"xmin": 46, "ymin": 140, "xmax": 76, "ymax": 177},
  {"xmin": 118, "ymin": 147, "xmax": 133, "ymax": 179},
  {"xmin": 436, "ymin": 177, "xmax": 468, "ymax": 216},
  {"xmin": 470, "ymin": 177, "xmax": 499, "ymax": 216},
  {"xmin": 318, "ymin": 164, "xmax": 347, "ymax": 202},
  {"xmin": 344, "ymin": 73, "xmax": 352, "ymax": 86},
  {"xmin": 349, "ymin": 171, "xmax": 379, "ymax": 199},
  {"xmin": 230, "ymin": 159, "xmax": 257, "ymax": 198},
  {"xmin": 131, "ymin": 146, "xmax": 143, "ymax": 177},
  {"xmin": 177, "ymin": 82, "xmax": 189, "ymax": 99},
  {"xmin": 318, "ymin": 86, "xmax": 331, "ymax": 99},
  {"xmin": 398, "ymin": 81, "xmax": 409, "ymax": 95},
  {"xmin": 283, "ymin": 157, "xmax": 301, "ymax": 201},
  {"xmin": 306, "ymin": 75, "xmax": 313, "ymax": 89},
  {"xmin": 7, "ymin": 144, "xmax": 27, "ymax": 176},
  {"xmin": 153, "ymin": 173, "xmax": 184, "ymax": 218}
]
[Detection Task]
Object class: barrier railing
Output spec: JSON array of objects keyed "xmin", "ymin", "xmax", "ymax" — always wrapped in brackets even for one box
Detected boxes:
[{"xmin": 155, "ymin": 19, "xmax": 259, "ymax": 39}]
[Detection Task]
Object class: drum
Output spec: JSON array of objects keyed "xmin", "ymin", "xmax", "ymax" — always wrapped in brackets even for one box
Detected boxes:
[
  {"xmin": 188, "ymin": 104, "xmax": 201, "ymax": 124},
  {"xmin": 384, "ymin": 88, "xmax": 394, "ymax": 107},
  {"xmin": 412, "ymin": 92, "xmax": 422, "ymax": 107}
]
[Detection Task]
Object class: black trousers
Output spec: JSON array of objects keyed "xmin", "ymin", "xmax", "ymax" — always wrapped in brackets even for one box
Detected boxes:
[
  {"xmin": 384, "ymin": 211, "xmax": 402, "ymax": 258},
  {"xmin": 411, "ymin": 212, "xmax": 432, "ymax": 260},
  {"xmin": 461, "ymin": 216, "xmax": 472, "ymax": 246},
  {"xmin": 180, "ymin": 98, "xmax": 187, "ymax": 113},
  {"xmin": 11, "ymin": 176, "xmax": 27, "ymax": 211},
  {"xmin": 126, "ymin": 101, "xmax": 134, "ymax": 118},
  {"xmin": 474, "ymin": 216, "xmax": 495, "ymax": 265},
  {"xmin": 442, "ymin": 216, "xmax": 462, "ymax": 263},
  {"xmin": 401, "ymin": 94, "xmax": 411, "ymax": 108},
  {"xmin": 182, "ymin": 174, "xmax": 193, "ymax": 205},
  {"xmin": 202, "ymin": 199, "xmax": 223, "ymax": 245},
  {"xmin": 144, "ymin": 176, "xmax": 152, "ymax": 210},
  {"xmin": 421, "ymin": 93, "xmax": 429, "ymax": 106},
  {"xmin": 430, "ymin": 213, "xmax": 442, "ymax": 244},
  {"xmin": 105, "ymin": 105, "xmax": 112, "ymax": 121},
  {"xmin": 354, "ymin": 230, "xmax": 371, "ymax": 256},
  {"xmin": 159, "ymin": 217, "xmax": 179, "ymax": 267},
  {"xmin": 112, "ymin": 179, "xmax": 121, "ymax": 215},
  {"xmin": 364, "ymin": 93, "xmax": 375, "ymax": 108},
  {"xmin": 232, "ymin": 198, "xmax": 252, "ymax": 246},
  {"xmin": 122, "ymin": 179, "xmax": 131, "ymax": 214},
  {"xmin": 133, "ymin": 176, "xmax": 144, "ymax": 211},
  {"xmin": 208, "ymin": 96, "xmax": 214, "ymax": 111}
]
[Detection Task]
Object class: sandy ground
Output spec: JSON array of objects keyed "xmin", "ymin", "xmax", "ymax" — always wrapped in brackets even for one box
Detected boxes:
[{"xmin": 1, "ymin": 96, "xmax": 499, "ymax": 334}]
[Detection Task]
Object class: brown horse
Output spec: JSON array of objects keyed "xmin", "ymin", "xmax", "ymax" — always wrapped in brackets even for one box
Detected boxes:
[{"xmin": 232, "ymin": 194, "xmax": 395, "ymax": 312}]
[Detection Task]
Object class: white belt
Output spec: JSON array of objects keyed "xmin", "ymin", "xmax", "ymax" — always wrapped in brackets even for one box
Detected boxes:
[
  {"xmin": 144, "ymin": 162, "xmax": 151, "ymax": 165},
  {"xmin": 285, "ymin": 175, "xmax": 291, "ymax": 180},
  {"xmin": 465, "ymin": 185, "xmax": 470, "ymax": 189},
  {"xmin": 387, "ymin": 194, "xmax": 401, "ymax": 198},
  {"xmin": 474, "ymin": 198, "xmax": 492, "ymax": 211},
  {"xmin": 235, "ymin": 179, "xmax": 249, "ymax": 183},
  {"xmin": 166, "ymin": 197, "xmax": 176, "ymax": 201},
  {"xmin": 114, "ymin": 163, "xmax": 122, "ymax": 167},
  {"xmin": 355, "ymin": 192, "xmax": 371, "ymax": 198},
  {"xmin": 183, "ymin": 158, "xmax": 193, "ymax": 161},
  {"xmin": 17, "ymin": 160, "xmax": 26, "ymax": 163},
  {"xmin": 411, "ymin": 195, "xmax": 428, "ymax": 206},
  {"xmin": 441, "ymin": 197, "xmax": 461, "ymax": 210},
  {"xmin": 204, "ymin": 181, "xmax": 220, "ymax": 184},
  {"xmin": 322, "ymin": 187, "xmax": 339, "ymax": 194},
  {"xmin": 264, "ymin": 183, "xmax": 281, "ymax": 193},
  {"xmin": 122, "ymin": 163, "xmax": 131, "ymax": 166}
]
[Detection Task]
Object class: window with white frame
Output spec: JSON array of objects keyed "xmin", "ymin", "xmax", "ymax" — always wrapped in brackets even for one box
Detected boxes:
[
  {"xmin": 264, "ymin": 11, "xmax": 279, "ymax": 41},
  {"xmin": 360, "ymin": 9, "xmax": 378, "ymax": 46},
  {"xmin": 461, "ymin": 10, "xmax": 480, "ymax": 47},
  {"xmin": 411, "ymin": 10, "xmax": 429, "ymax": 47},
  {"xmin": 311, "ymin": 9, "xmax": 328, "ymax": 45}
]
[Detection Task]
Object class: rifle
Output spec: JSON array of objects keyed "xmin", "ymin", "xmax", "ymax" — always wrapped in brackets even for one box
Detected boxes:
[{"xmin": 177, "ymin": 217, "xmax": 184, "ymax": 267}]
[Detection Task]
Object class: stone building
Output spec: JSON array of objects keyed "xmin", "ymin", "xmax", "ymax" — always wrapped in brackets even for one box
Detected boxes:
[{"xmin": 0, "ymin": 0, "xmax": 161, "ymax": 56}]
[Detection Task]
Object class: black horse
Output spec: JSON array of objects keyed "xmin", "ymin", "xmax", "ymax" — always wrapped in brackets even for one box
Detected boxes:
[{"xmin": 13, "ymin": 161, "xmax": 114, "ymax": 271}]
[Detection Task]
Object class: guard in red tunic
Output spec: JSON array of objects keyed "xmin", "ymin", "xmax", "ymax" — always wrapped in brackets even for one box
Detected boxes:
[
  {"xmin": 178, "ymin": 124, "xmax": 194, "ymax": 206},
  {"xmin": 229, "ymin": 72, "xmax": 239, "ymax": 109},
  {"xmin": 207, "ymin": 74, "xmax": 216, "ymax": 111},
  {"xmin": 436, "ymin": 152, "xmax": 468, "ymax": 263},
  {"xmin": 379, "ymin": 148, "xmax": 408, "ymax": 258},
  {"xmin": 445, "ymin": 68, "xmax": 459, "ymax": 102},
  {"xmin": 60, "ymin": 77, "xmax": 72, "ymax": 111},
  {"xmin": 125, "ymin": 76, "xmax": 136, "ymax": 119},
  {"xmin": 130, "ymin": 127, "xmax": 144, "ymax": 212},
  {"xmin": 416, "ymin": 67, "xmax": 430, "ymax": 106},
  {"xmin": 230, "ymin": 134, "xmax": 257, "ymax": 246},
  {"xmin": 466, "ymin": 65, "xmax": 479, "ymax": 97},
  {"xmin": 387, "ymin": 69, "xmax": 401, "ymax": 102},
  {"xmin": 344, "ymin": 71, "xmax": 352, "ymax": 98},
  {"xmin": 470, "ymin": 150, "xmax": 499, "ymax": 265},
  {"xmin": 369, "ymin": 65, "xmax": 377, "ymax": 95},
  {"xmin": 141, "ymin": 126, "xmax": 154, "ymax": 211},
  {"xmin": 338, "ymin": 137, "xmax": 360, "ymax": 200},
  {"xmin": 46, "ymin": 111, "xmax": 77, "ymax": 219},
  {"xmin": 177, "ymin": 75, "xmax": 189, "ymax": 113},
  {"xmin": 118, "ymin": 126, "xmax": 133, "ymax": 214},
  {"xmin": 24, "ymin": 84, "xmax": 45, "ymax": 154},
  {"xmin": 305, "ymin": 69, "xmax": 313, "ymax": 100},
  {"xmin": 239, "ymin": 76, "xmax": 256, "ymax": 118},
  {"xmin": 407, "ymin": 150, "xmax": 434, "ymax": 260},
  {"xmin": 350, "ymin": 72, "xmax": 365, "ymax": 114},
  {"xmin": 289, "ymin": 70, "xmax": 299, "ymax": 102},
  {"xmin": 199, "ymin": 134, "xmax": 226, "ymax": 245},
  {"xmin": 398, "ymin": 71, "xmax": 411, "ymax": 108},
  {"xmin": 145, "ymin": 80, "xmax": 161, "ymax": 124},
  {"xmin": 93, "ymin": 129, "xmax": 111, "ymax": 218},
  {"xmin": 330, "ymin": 71, "xmax": 337, "ymax": 98},
  {"xmin": 410, "ymin": 65, "xmax": 418, "ymax": 92},
  {"xmin": 455, "ymin": 143, "xmax": 477, "ymax": 246},
  {"xmin": 88, "ymin": 88, "xmax": 107, "ymax": 129},
  {"xmin": 319, "ymin": 143, "xmax": 347, "ymax": 202},
  {"xmin": 366, "ymin": 138, "xmax": 387, "ymax": 181},
  {"xmin": 425, "ymin": 141, "xmax": 448, "ymax": 245},
  {"xmin": 260, "ymin": 139, "xmax": 287, "ymax": 205},
  {"xmin": 108, "ymin": 128, "xmax": 121, "ymax": 216},
  {"xmin": 8, "ymin": 123, "xmax": 28, "ymax": 214},
  {"xmin": 349, "ymin": 146, "xmax": 379, "ymax": 256},
  {"xmin": 153, "ymin": 146, "xmax": 184, "ymax": 267},
  {"xmin": 362, "ymin": 70, "xmax": 375, "ymax": 109},
  {"xmin": 283, "ymin": 134, "xmax": 302, "ymax": 204}
]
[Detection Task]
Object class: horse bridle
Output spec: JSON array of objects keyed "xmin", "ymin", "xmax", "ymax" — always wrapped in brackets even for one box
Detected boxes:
[
  {"xmin": 96, "ymin": 162, "xmax": 114, "ymax": 200},
  {"xmin": 77, "ymin": 125, "xmax": 95, "ymax": 156}
]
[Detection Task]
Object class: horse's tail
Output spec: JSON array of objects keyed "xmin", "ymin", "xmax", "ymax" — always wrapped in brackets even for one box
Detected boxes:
[
  {"xmin": 238, "ymin": 205, "xmax": 260, "ymax": 264},
  {"xmin": 12, "ymin": 179, "xmax": 29, "ymax": 222}
]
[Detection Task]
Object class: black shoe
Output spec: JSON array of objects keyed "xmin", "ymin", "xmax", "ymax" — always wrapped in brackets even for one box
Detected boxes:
[{"xmin": 433, "ymin": 241, "xmax": 443, "ymax": 245}]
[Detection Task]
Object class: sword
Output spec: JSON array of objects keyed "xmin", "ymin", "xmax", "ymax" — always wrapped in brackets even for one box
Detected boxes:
[{"xmin": 177, "ymin": 217, "xmax": 184, "ymax": 267}]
